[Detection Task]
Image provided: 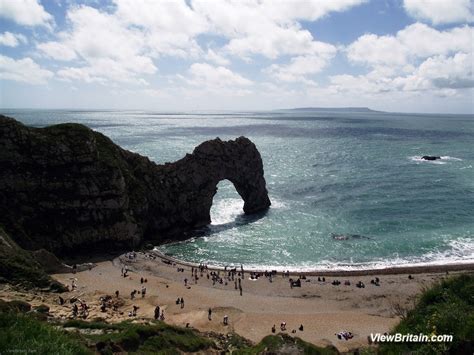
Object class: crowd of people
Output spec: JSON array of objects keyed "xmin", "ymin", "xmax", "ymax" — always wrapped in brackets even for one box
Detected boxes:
[{"xmin": 62, "ymin": 251, "xmax": 383, "ymax": 345}]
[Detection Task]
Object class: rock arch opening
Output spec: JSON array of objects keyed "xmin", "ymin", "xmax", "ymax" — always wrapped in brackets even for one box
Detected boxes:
[{"xmin": 210, "ymin": 180, "xmax": 245, "ymax": 225}]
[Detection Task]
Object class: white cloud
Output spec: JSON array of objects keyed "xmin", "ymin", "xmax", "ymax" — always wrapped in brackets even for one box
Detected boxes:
[
  {"xmin": 31, "ymin": 0, "xmax": 366, "ymax": 87},
  {"xmin": 402, "ymin": 52, "xmax": 473, "ymax": 91},
  {"xmin": 37, "ymin": 41, "xmax": 77, "ymax": 61},
  {"xmin": 57, "ymin": 58, "xmax": 152, "ymax": 85},
  {"xmin": 187, "ymin": 63, "xmax": 253, "ymax": 88},
  {"xmin": 114, "ymin": 0, "xmax": 206, "ymax": 58},
  {"xmin": 0, "ymin": 55, "xmax": 53, "ymax": 84},
  {"xmin": 404, "ymin": 0, "xmax": 473, "ymax": 25},
  {"xmin": 0, "ymin": 32, "xmax": 27, "ymax": 47},
  {"xmin": 0, "ymin": 0, "xmax": 53, "ymax": 27},
  {"xmin": 260, "ymin": 0, "xmax": 369, "ymax": 22},
  {"xmin": 193, "ymin": 0, "xmax": 363, "ymax": 59},
  {"xmin": 57, "ymin": 67, "xmax": 105, "ymax": 84},
  {"xmin": 204, "ymin": 49, "xmax": 230, "ymax": 66},
  {"xmin": 44, "ymin": 5, "xmax": 156, "ymax": 84},
  {"xmin": 347, "ymin": 23, "xmax": 472, "ymax": 67},
  {"xmin": 329, "ymin": 52, "xmax": 473, "ymax": 96},
  {"xmin": 265, "ymin": 54, "xmax": 335, "ymax": 84}
]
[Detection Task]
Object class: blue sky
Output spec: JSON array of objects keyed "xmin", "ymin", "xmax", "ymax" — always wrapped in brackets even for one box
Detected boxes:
[{"xmin": 0, "ymin": 0, "xmax": 472, "ymax": 113}]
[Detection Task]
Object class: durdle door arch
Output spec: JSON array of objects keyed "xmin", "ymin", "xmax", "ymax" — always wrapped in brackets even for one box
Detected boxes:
[
  {"xmin": 0, "ymin": 116, "xmax": 271, "ymax": 255},
  {"xmin": 159, "ymin": 137, "xmax": 272, "ymax": 229}
]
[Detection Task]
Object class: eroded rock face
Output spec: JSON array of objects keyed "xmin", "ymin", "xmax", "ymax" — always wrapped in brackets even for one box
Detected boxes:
[{"xmin": 0, "ymin": 115, "xmax": 270, "ymax": 255}]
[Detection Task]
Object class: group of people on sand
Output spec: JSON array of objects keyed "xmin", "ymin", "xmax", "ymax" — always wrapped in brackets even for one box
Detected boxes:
[
  {"xmin": 154, "ymin": 305, "xmax": 165, "ymax": 320},
  {"xmin": 370, "ymin": 277, "xmax": 380, "ymax": 286},
  {"xmin": 71, "ymin": 299, "xmax": 89, "ymax": 319},
  {"xmin": 176, "ymin": 297, "xmax": 185, "ymax": 308},
  {"xmin": 272, "ymin": 322, "xmax": 304, "ymax": 334},
  {"xmin": 336, "ymin": 330, "xmax": 354, "ymax": 340}
]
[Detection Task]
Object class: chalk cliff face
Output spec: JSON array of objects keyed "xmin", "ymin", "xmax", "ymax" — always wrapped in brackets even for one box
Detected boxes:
[{"xmin": 0, "ymin": 115, "xmax": 271, "ymax": 255}]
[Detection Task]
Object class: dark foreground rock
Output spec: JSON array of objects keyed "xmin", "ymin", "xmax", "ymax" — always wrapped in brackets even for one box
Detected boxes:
[{"xmin": 0, "ymin": 115, "xmax": 270, "ymax": 255}]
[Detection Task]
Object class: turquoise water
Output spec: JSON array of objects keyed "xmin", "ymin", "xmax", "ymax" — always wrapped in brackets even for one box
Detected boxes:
[{"xmin": 3, "ymin": 109, "xmax": 474, "ymax": 270}]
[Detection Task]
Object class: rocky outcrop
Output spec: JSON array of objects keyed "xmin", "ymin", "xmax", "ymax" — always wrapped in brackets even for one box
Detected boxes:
[
  {"xmin": 0, "ymin": 115, "xmax": 270, "ymax": 255},
  {"xmin": 421, "ymin": 156, "xmax": 441, "ymax": 161}
]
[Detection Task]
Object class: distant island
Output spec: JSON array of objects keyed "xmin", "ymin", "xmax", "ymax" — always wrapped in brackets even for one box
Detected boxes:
[{"xmin": 283, "ymin": 107, "xmax": 381, "ymax": 113}]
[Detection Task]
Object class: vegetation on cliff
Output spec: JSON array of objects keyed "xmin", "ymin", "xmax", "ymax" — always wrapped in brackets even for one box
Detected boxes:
[
  {"xmin": 0, "ymin": 304, "xmax": 337, "ymax": 354},
  {"xmin": 0, "ymin": 227, "xmax": 66, "ymax": 291},
  {"xmin": 379, "ymin": 273, "xmax": 474, "ymax": 354},
  {"xmin": 0, "ymin": 311, "xmax": 91, "ymax": 355}
]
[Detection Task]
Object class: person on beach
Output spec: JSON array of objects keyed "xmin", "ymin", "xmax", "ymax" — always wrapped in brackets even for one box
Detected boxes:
[
  {"xmin": 115, "ymin": 290, "xmax": 119, "ymax": 298},
  {"xmin": 160, "ymin": 310, "xmax": 165, "ymax": 320},
  {"xmin": 154, "ymin": 306, "xmax": 160, "ymax": 320},
  {"xmin": 271, "ymin": 324, "xmax": 276, "ymax": 333},
  {"xmin": 142, "ymin": 286, "xmax": 146, "ymax": 298},
  {"xmin": 223, "ymin": 315, "xmax": 228, "ymax": 325},
  {"xmin": 72, "ymin": 264, "xmax": 77, "ymax": 274},
  {"xmin": 208, "ymin": 308, "xmax": 212, "ymax": 320},
  {"xmin": 299, "ymin": 324, "xmax": 304, "ymax": 331},
  {"xmin": 184, "ymin": 278, "xmax": 188, "ymax": 286},
  {"xmin": 72, "ymin": 303, "xmax": 78, "ymax": 317},
  {"xmin": 180, "ymin": 297, "xmax": 184, "ymax": 308},
  {"xmin": 132, "ymin": 305, "xmax": 139, "ymax": 316}
]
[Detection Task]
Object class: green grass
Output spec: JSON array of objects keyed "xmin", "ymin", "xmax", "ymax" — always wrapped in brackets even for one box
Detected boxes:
[
  {"xmin": 379, "ymin": 273, "xmax": 474, "ymax": 354},
  {"xmin": 62, "ymin": 319, "xmax": 214, "ymax": 353},
  {"xmin": 234, "ymin": 334, "xmax": 339, "ymax": 355},
  {"xmin": 0, "ymin": 312, "xmax": 91, "ymax": 355}
]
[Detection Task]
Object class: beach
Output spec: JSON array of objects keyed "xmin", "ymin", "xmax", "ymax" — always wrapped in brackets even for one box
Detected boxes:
[{"xmin": 2, "ymin": 251, "xmax": 472, "ymax": 352}]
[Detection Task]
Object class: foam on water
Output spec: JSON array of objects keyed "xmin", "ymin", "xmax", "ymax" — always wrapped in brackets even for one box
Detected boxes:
[
  {"xmin": 159, "ymin": 237, "xmax": 474, "ymax": 272},
  {"xmin": 210, "ymin": 198, "xmax": 244, "ymax": 225},
  {"xmin": 409, "ymin": 155, "xmax": 463, "ymax": 165}
]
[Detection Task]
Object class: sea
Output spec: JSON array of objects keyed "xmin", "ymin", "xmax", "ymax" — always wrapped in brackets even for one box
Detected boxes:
[{"xmin": 3, "ymin": 108, "xmax": 473, "ymax": 271}]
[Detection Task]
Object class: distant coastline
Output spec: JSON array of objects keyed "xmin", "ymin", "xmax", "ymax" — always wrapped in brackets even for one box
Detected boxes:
[{"xmin": 282, "ymin": 107, "xmax": 382, "ymax": 113}]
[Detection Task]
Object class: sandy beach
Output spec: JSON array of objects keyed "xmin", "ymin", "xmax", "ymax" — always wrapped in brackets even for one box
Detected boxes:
[{"xmin": 1, "ymin": 251, "xmax": 471, "ymax": 352}]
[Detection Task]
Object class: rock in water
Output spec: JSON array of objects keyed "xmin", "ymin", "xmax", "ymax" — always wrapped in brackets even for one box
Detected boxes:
[
  {"xmin": 0, "ymin": 115, "xmax": 271, "ymax": 255},
  {"xmin": 421, "ymin": 155, "xmax": 441, "ymax": 161}
]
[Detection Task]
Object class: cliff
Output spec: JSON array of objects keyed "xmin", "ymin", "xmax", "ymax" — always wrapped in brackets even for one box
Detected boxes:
[
  {"xmin": 0, "ymin": 115, "xmax": 270, "ymax": 255},
  {"xmin": 0, "ymin": 227, "xmax": 66, "ymax": 291}
]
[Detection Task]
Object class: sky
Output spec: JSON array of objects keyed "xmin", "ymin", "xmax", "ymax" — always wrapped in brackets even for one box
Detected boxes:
[{"xmin": 0, "ymin": 0, "xmax": 472, "ymax": 113}]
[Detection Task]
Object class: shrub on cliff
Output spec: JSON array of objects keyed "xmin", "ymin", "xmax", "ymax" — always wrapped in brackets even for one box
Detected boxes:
[{"xmin": 379, "ymin": 273, "xmax": 474, "ymax": 354}]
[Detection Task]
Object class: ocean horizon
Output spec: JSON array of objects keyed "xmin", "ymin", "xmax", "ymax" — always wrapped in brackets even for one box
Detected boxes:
[{"xmin": 3, "ymin": 108, "xmax": 473, "ymax": 271}]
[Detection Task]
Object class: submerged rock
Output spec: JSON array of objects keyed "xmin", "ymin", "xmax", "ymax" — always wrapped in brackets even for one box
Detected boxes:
[
  {"xmin": 0, "ymin": 115, "xmax": 271, "ymax": 255},
  {"xmin": 331, "ymin": 233, "xmax": 372, "ymax": 241}
]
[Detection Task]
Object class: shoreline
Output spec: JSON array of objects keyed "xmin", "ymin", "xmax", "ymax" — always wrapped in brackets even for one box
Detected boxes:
[
  {"xmin": 152, "ymin": 249, "xmax": 474, "ymax": 276},
  {"xmin": 4, "ymin": 250, "xmax": 471, "ymax": 352}
]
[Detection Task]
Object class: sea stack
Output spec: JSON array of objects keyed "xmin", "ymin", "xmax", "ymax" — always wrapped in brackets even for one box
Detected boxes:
[{"xmin": 0, "ymin": 115, "xmax": 271, "ymax": 255}]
